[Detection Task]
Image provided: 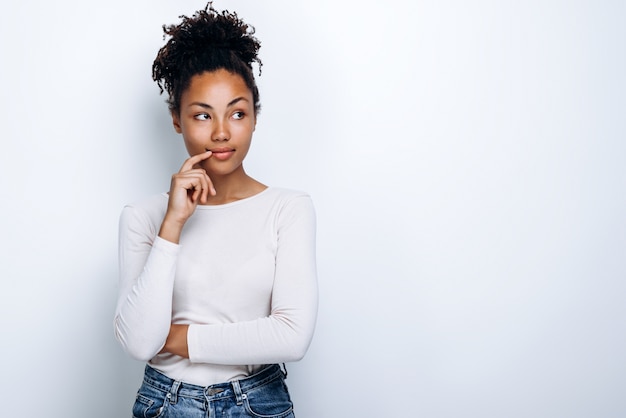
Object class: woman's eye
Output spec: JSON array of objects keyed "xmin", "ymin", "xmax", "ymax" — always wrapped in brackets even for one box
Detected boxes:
[
  {"xmin": 194, "ymin": 113, "xmax": 210, "ymax": 121},
  {"xmin": 232, "ymin": 111, "xmax": 245, "ymax": 120}
]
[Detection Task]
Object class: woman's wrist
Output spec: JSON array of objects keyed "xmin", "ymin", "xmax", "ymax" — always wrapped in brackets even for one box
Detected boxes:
[
  {"xmin": 158, "ymin": 216, "xmax": 185, "ymax": 244},
  {"xmin": 162, "ymin": 324, "xmax": 190, "ymax": 358}
]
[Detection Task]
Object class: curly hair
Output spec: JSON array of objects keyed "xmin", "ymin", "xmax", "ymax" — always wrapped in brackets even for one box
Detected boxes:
[{"xmin": 152, "ymin": 3, "xmax": 262, "ymax": 115}]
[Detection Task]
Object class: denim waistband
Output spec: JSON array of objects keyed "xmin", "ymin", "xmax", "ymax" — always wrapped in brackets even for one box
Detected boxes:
[{"xmin": 142, "ymin": 364, "xmax": 284, "ymax": 401}]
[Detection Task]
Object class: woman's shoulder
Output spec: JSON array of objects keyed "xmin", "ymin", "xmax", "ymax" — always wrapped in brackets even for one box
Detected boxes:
[
  {"xmin": 265, "ymin": 187, "xmax": 312, "ymax": 201},
  {"xmin": 262, "ymin": 187, "xmax": 316, "ymax": 220},
  {"xmin": 261, "ymin": 187, "xmax": 315, "ymax": 210},
  {"xmin": 120, "ymin": 192, "xmax": 169, "ymax": 224},
  {"xmin": 124, "ymin": 192, "xmax": 168, "ymax": 210}
]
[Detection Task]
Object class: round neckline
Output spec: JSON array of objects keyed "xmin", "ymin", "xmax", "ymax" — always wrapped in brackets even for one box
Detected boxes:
[{"xmin": 160, "ymin": 187, "xmax": 272, "ymax": 210}]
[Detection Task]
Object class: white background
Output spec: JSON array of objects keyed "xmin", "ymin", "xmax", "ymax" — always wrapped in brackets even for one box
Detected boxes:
[{"xmin": 1, "ymin": 1, "xmax": 625, "ymax": 417}]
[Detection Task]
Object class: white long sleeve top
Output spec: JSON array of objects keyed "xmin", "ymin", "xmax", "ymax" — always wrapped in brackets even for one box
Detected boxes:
[{"xmin": 114, "ymin": 187, "xmax": 318, "ymax": 386}]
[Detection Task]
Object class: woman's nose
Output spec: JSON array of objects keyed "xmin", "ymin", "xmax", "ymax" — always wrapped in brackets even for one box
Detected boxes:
[{"xmin": 212, "ymin": 120, "xmax": 230, "ymax": 141}]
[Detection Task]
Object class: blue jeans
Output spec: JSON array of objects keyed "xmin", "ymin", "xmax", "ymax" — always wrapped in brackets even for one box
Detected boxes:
[{"xmin": 132, "ymin": 364, "xmax": 295, "ymax": 418}]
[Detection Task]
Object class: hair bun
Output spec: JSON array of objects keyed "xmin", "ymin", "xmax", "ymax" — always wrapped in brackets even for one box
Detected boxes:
[
  {"xmin": 152, "ymin": 3, "xmax": 263, "ymax": 114},
  {"xmin": 164, "ymin": 5, "xmax": 261, "ymax": 71}
]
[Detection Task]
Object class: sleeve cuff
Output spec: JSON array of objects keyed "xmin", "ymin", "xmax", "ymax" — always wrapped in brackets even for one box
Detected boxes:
[{"xmin": 152, "ymin": 235, "xmax": 181, "ymax": 254}]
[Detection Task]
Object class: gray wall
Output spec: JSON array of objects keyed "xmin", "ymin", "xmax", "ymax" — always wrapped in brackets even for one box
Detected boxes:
[{"xmin": 1, "ymin": 1, "xmax": 624, "ymax": 416}]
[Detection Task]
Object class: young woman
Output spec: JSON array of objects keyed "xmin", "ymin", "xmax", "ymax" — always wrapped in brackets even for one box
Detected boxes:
[{"xmin": 114, "ymin": 5, "xmax": 318, "ymax": 417}]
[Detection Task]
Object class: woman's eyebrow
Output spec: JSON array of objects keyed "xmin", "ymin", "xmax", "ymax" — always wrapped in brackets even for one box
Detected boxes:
[
  {"xmin": 227, "ymin": 97, "xmax": 248, "ymax": 107},
  {"xmin": 189, "ymin": 101, "xmax": 212, "ymax": 109},
  {"xmin": 188, "ymin": 97, "xmax": 249, "ymax": 109}
]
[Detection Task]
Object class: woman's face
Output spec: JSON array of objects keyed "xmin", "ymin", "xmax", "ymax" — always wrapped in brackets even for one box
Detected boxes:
[{"xmin": 172, "ymin": 69, "xmax": 256, "ymax": 177}]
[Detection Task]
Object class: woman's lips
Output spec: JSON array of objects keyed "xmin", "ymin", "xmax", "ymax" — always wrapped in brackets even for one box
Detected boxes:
[{"xmin": 208, "ymin": 148, "xmax": 235, "ymax": 161}]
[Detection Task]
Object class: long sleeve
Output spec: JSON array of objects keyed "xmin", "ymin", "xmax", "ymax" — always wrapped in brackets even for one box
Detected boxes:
[
  {"xmin": 114, "ymin": 202, "xmax": 179, "ymax": 361},
  {"xmin": 187, "ymin": 194, "xmax": 318, "ymax": 365},
  {"xmin": 113, "ymin": 189, "xmax": 318, "ymax": 385}
]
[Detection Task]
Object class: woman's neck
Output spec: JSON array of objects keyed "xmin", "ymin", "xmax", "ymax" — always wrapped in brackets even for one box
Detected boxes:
[{"xmin": 202, "ymin": 169, "xmax": 267, "ymax": 205}]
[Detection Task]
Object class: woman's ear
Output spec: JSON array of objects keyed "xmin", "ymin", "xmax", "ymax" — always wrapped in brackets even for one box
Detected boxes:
[{"xmin": 171, "ymin": 111, "xmax": 182, "ymax": 134}]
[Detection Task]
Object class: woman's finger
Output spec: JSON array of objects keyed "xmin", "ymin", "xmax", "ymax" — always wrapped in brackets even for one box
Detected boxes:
[
  {"xmin": 173, "ymin": 171, "xmax": 215, "ymax": 203},
  {"xmin": 180, "ymin": 150, "xmax": 212, "ymax": 173},
  {"xmin": 180, "ymin": 170, "xmax": 215, "ymax": 196}
]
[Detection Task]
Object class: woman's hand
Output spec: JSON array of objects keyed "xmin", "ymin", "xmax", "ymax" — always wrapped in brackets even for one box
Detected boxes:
[
  {"xmin": 160, "ymin": 324, "xmax": 190, "ymax": 358},
  {"xmin": 159, "ymin": 151, "xmax": 215, "ymax": 243}
]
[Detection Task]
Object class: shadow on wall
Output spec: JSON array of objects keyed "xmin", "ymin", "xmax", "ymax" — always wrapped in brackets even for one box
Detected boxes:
[
  {"xmin": 104, "ymin": 96, "xmax": 185, "ymax": 416},
  {"xmin": 136, "ymin": 91, "xmax": 190, "ymax": 191},
  {"xmin": 59, "ymin": 259, "xmax": 145, "ymax": 417}
]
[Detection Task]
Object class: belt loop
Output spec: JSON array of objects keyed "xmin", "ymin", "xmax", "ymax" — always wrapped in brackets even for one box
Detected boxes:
[
  {"xmin": 168, "ymin": 380, "xmax": 182, "ymax": 404},
  {"xmin": 232, "ymin": 379, "xmax": 244, "ymax": 405},
  {"xmin": 281, "ymin": 363, "xmax": 288, "ymax": 379}
]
